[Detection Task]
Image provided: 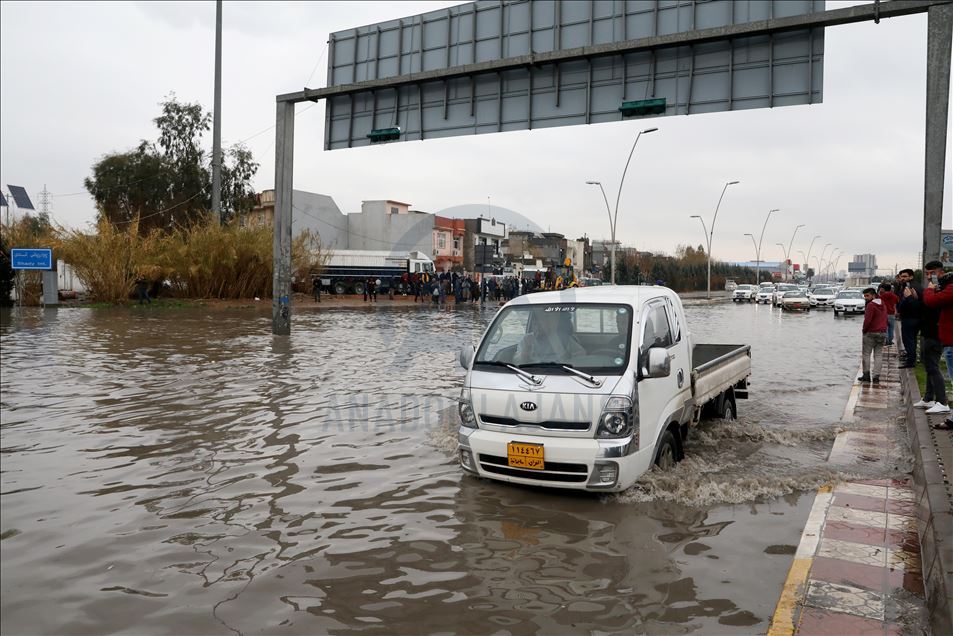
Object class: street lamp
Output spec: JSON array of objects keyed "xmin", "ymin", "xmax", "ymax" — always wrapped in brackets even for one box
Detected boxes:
[
  {"xmin": 750, "ymin": 208, "xmax": 779, "ymax": 284},
  {"xmin": 776, "ymin": 243, "xmax": 789, "ymax": 263},
  {"xmin": 695, "ymin": 180, "xmax": 740, "ymax": 299},
  {"xmin": 818, "ymin": 243, "xmax": 832, "ymax": 275},
  {"xmin": 805, "ymin": 235, "xmax": 821, "ymax": 279},
  {"xmin": 744, "ymin": 233, "xmax": 760, "ymax": 285},
  {"xmin": 786, "ymin": 224, "xmax": 805, "ymax": 280},
  {"xmin": 586, "ymin": 126, "xmax": 658, "ymax": 285}
]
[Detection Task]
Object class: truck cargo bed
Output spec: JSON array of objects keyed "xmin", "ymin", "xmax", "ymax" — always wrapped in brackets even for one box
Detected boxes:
[{"xmin": 690, "ymin": 344, "xmax": 751, "ymax": 408}]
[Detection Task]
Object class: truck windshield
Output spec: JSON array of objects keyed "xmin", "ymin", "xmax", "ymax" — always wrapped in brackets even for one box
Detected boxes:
[{"xmin": 474, "ymin": 304, "xmax": 632, "ymax": 374}]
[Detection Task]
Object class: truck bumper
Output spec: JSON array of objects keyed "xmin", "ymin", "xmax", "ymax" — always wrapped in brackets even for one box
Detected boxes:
[{"xmin": 457, "ymin": 427, "xmax": 654, "ymax": 492}]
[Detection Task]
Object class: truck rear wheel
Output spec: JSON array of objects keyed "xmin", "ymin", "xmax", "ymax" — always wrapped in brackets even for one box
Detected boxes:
[
  {"xmin": 654, "ymin": 430, "xmax": 678, "ymax": 471},
  {"xmin": 722, "ymin": 397, "xmax": 736, "ymax": 420},
  {"xmin": 353, "ymin": 281, "xmax": 365, "ymax": 295},
  {"xmin": 333, "ymin": 281, "xmax": 347, "ymax": 295}
]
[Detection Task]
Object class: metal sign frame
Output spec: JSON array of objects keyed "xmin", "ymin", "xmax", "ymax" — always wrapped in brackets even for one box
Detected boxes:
[{"xmin": 271, "ymin": 0, "xmax": 952, "ymax": 335}]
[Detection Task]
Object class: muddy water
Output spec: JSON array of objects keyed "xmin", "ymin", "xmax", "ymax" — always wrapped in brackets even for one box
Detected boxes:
[{"xmin": 0, "ymin": 301, "xmax": 907, "ymax": 635}]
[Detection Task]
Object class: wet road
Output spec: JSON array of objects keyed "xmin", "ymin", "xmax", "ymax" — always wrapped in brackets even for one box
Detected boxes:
[{"xmin": 0, "ymin": 300, "xmax": 910, "ymax": 635}]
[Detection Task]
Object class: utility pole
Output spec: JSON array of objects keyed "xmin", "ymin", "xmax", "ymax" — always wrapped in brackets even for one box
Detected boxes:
[{"xmin": 211, "ymin": 0, "xmax": 223, "ymax": 223}]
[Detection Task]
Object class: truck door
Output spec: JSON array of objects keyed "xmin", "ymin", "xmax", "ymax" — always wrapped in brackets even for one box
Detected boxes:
[{"xmin": 638, "ymin": 300, "xmax": 680, "ymax": 445}]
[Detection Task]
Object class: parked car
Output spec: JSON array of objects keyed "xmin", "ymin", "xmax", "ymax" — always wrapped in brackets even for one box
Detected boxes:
[
  {"xmin": 833, "ymin": 290, "xmax": 866, "ymax": 315},
  {"xmin": 756, "ymin": 284, "xmax": 775, "ymax": 304},
  {"xmin": 781, "ymin": 290, "xmax": 811, "ymax": 311},
  {"xmin": 725, "ymin": 279, "xmax": 738, "ymax": 292},
  {"xmin": 808, "ymin": 287, "xmax": 837, "ymax": 308},
  {"xmin": 772, "ymin": 284, "xmax": 799, "ymax": 306},
  {"xmin": 732, "ymin": 285, "xmax": 757, "ymax": 302},
  {"xmin": 456, "ymin": 285, "xmax": 752, "ymax": 491}
]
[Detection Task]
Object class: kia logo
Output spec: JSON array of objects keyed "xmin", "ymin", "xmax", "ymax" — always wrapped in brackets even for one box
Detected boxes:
[{"xmin": 520, "ymin": 401, "xmax": 538, "ymax": 412}]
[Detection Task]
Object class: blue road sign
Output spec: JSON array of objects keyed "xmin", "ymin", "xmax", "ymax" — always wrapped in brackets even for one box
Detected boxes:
[{"xmin": 11, "ymin": 248, "xmax": 53, "ymax": 270}]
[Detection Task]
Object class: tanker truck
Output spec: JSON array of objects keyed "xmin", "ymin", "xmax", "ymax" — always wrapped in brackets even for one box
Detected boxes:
[{"xmin": 318, "ymin": 250, "xmax": 436, "ymax": 295}]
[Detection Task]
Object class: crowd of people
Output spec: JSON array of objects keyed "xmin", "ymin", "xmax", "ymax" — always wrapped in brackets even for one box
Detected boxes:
[
  {"xmin": 859, "ymin": 262, "xmax": 953, "ymax": 430},
  {"xmin": 356, "ymin": 267, "xmax": 584, "ymax": 305}
]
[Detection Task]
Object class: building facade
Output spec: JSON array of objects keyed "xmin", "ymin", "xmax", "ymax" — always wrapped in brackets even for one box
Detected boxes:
[{"xmin": 432, "ymin": 216, "xmax": 466, "ymax": 271}]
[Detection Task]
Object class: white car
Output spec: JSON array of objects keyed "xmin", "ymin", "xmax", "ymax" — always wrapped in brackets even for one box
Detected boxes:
[
  {"xmin": 833, "ymin": 290, "xmax": 866, "ymax": 315},
  {"xmin": 732, "ymin": 285, "xmax": 757, "ymax": 302},
  {"xmin": 781, "ymin": 290, "xmax": 811, "ymax": 311},
  {"xmin": 809, "ymin": 287, "xmax": 837, "ymax": 308},
  {"xmin": 756, "ymin": 284, "xmax": 775, "ymax": 304},
  {"xmin": 772, "ymin": 284, "xmax": 799, "ymax": 306}
]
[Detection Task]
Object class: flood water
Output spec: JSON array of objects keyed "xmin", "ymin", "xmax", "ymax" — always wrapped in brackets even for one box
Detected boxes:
[{"xmin": 0, "ymin": 299, "xmax": 910, "ymax": 635}]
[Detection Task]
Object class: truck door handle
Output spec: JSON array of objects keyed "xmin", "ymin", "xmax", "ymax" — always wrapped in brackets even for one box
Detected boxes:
[{"xmin": 677, "ymin": 369, "xmax": 684, "ymax": 388}]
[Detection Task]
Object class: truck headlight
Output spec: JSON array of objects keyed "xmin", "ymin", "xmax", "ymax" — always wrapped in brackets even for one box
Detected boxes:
[
  {"xmin": 597, "ymin": 396, "xmax": 634, "ymax": 439},
  {"xmin": 458, "ymin": 388, "xmax": 477, "ymax": 428}
]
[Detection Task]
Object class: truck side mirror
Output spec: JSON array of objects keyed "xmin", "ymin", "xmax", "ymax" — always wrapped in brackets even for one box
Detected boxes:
[
  {"xmin": 642, "ymin": 347, "xmax": 671, "ymax": 379},
  {"xmin": 459, "ymin": 345, "xmax": 475, "ymax": 370}
]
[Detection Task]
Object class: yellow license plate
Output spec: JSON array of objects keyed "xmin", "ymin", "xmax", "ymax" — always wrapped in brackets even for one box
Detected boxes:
[{"xmin": 507, "ymin": 442, "xmax": 544, "ymax": 470}]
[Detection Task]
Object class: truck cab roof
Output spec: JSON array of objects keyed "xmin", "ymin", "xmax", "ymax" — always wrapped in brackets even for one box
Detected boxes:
[{"xmin": 507, "ymin": 285, "xmax": 678, "ymax": 311}]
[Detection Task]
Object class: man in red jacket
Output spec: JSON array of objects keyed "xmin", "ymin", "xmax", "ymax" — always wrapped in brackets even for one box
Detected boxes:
[
  {"xmin": 859, "ymin": 287, "xmax": 888, "ymax": 383},
  {"xmin": 923, "ymin": 266, "xmax": 953, "ymax": 429},
  {"xmin": 878, "ymin": 282, "xmax": 899, "ymax": 346}
]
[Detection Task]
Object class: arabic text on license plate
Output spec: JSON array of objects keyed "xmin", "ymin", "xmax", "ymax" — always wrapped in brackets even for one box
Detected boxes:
[{"xmin": 507, "ymin": 442, "xmax": 544, "ymax": 470}]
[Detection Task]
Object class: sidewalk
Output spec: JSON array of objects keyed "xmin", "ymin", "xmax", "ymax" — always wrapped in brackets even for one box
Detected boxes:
[{"xmin": 768, "ymin": 347, "xmax": 930, "ymax": 635}]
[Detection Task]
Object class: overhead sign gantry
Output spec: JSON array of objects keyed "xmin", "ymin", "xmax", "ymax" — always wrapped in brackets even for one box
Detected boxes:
[{"xmin": 271, "ymin": 0, "xmax": 951, "ymax": 335}]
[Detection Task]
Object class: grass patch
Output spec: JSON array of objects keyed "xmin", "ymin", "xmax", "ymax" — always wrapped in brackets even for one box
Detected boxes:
[{"xmin": 913, "ymin": 364, "xmax": 927, "ymax": 396}]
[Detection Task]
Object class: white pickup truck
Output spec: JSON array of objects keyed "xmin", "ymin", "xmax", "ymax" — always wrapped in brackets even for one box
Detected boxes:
[{"xmin": 456, "ymin": 286, "xmax": 751, "ymax": 492}]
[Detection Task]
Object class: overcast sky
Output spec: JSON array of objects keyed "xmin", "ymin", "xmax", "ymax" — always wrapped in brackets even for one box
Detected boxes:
[{"xmin": 1, "ymin": 0, "xmax": 950, "ymax": 273}]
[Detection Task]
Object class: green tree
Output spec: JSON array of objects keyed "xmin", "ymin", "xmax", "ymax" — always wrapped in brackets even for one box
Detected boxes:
[{"xmin": 85, "ymin": 94, "xmax": 258, "ymax": 233}]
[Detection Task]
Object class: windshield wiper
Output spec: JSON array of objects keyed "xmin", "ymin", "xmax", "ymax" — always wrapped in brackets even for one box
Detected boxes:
[
  {"xmin": 518, "ymin": 362, "xmax": 603, "ymax": 387},
  {"xmin": 473, "ymin": 360, "xmax": 543, "ymax": 386}
]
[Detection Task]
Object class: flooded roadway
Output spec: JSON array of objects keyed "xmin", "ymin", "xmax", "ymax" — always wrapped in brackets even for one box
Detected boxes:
[{"xmin": 0, "ymin": 300, "xmax": 911, "ymax": 635}]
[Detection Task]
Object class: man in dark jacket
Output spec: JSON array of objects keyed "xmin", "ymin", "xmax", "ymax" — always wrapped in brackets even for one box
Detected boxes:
[
  {"xmin": 859, "ymin": 287, "xmax": 888, "ymax": 383},
  {"xmin": 896, "ymin": 268, "xmax": 922, "ymax": 368}
]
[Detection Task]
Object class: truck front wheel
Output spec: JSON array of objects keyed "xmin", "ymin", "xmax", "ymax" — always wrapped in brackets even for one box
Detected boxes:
[
  {"xmin": 333, "ymin": 281, "xmax": 347, "ymax": 295},
  {"xmin": 654, "ymin": 430, "xmax": 678, "ymax": 471}
]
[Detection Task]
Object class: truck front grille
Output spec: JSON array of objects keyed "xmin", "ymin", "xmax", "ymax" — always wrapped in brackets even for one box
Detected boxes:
[
  {"xmin": 478, "ymin": 414, "xmax": 590, "ymax": 431},
  {"xmin": 478, "ymin": 453, "xmax": 588, "ymax": 482}
]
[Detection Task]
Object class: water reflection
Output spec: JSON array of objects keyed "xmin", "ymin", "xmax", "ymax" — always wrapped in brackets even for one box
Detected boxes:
[{"xmin": 0, "ymin": 302, "xmax": 899, "ymax": 634}]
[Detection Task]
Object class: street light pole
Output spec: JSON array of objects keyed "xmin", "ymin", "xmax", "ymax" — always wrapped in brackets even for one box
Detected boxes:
[
  {"xmin": 744, "ymin": 233, "xmax": 760, "ymax": 285},
  {"xmin": 776, "ymin": 243, "xmax": 789, "ymax": 262},
  {"xmin": 786, "ymin": 224, "xmax": 805, "ymax": 281},
  {"xmin": 805, "ymin": 235, "xmax": 821, "ymax": 279},
  {"xmin": 704, "ymin": 180, "xmax": 740, "ymax": 299},
  {"xmin": 586, "ymin": 180, "xmax": 613, "ymax": 281},
  {"xmin": 753, "ymin": 208, "xmax": 779, "ymax": 284},
  {"xmin": 587, "ymin": 126, "xmax": 658, "ymax": 285}
]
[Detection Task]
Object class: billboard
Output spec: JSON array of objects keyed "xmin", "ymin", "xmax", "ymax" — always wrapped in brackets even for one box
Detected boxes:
[{"xmin": 324, "ymin": 0, "xmax": 824, "ymax": 150}]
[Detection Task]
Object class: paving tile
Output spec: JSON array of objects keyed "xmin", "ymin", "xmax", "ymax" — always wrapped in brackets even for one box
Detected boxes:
[
  {"xmin": 887, "ymin": 569, "xmax": 925, "ymax": 597},
  {"xmin": 832, "ymin": 493, "xmax": 888, "ymax": 513},
  {"xmin": 885, "ymin": 499, "xmax": 917, "ymax": 516},
  {"xmin": 828, "ymin": 506, "xmax": 888, "ymax": 530},
  {"xmin": 809, "ymin": 556, "xmax": 888, "ymax": 593},
  {"xmin": 817, "ymin": 538, "xmax": 887, "ymax": 567},
  {"xmin": 834, "ymin": 480, "xmax": 889, "ymax": 499},
  {"xmin": 804, "ymin": 579, "xmax": 885, "ymax": 621},
  {"xmin": 886, "ymin": 548, "xmax": 921, "ymax": 574},
  {"xmin": 796, "ymin": 607, "xmax": 889, "ymax": 635},
  {"xmin": 823, "ymin": 521, "xmax": 886, "ymax": 547},
  {"xmin": 884, "ymin": 529, "xmax": 919, "ymax": 551},
  {"xmin": 886, "ymin": 487, "xmax": 915, "ymax": 503},
  {"xmin": 886, "ymin": 513, "xmax": 916, "ymax": 532}
]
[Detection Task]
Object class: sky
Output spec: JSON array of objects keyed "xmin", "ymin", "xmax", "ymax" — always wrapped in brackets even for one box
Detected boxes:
[{"xmin": 1, "ymin": 0, "xmax": 950, "ymax": 274}]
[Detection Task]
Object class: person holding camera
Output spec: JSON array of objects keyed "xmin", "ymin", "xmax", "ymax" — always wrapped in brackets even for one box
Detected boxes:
[
  {"xmin": 896, "ymin": 268, "xmax": 923, "ymax": 368},
  {"xmin": 923, "ymin": 261, "xmax": 953, "ymax": 427}
]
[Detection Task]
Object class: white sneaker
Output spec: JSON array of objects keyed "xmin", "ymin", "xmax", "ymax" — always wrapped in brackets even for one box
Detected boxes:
[
  {"xmin": 914, "ymin": 400, "xmax": 935, "ymax": 409},
  {"xmin": 926, "ymin": 403, "xmax": 951, "ymax": 414}
]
